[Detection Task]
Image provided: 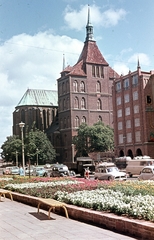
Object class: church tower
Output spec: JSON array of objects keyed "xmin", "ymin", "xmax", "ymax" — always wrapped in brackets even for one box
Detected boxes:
[{"xmin": 57, "ymin": 6, "xmax": 119, "ymax": 163}]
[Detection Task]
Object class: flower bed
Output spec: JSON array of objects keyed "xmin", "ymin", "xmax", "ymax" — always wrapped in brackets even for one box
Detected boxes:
[{"xmin": 1, "ymin": 176, "xmax": 154, "ymax": 222}]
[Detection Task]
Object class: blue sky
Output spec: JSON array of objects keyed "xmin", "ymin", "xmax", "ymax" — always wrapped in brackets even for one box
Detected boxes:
[{"xmin": 0, "ymin": 0, "xmax": 154, "ymax": 154}]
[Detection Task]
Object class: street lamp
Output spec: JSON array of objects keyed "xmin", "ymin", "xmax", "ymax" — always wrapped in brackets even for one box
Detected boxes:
[
  {"xmin": 123, "ymin": 136, "xmax": 126, "ymax": 157},
  {"xmin": 71, "ymin": 144, "xmax": 74, "ymax": 163},
  {"xmin": 36, "ymin": 148, "xmax": 39, "ymax": 166},
  {"xmin": 19, "ymin": 121, "xmax": 25, "ymax": 176},
  {"xmin": 16, "ymin": 151, "xmax": 18, "ymax": 166}
]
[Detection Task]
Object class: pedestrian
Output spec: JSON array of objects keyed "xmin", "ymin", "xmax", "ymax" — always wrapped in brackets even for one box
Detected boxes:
[
  {"xmin": 19, "ymin": 165, "xmax": 24, "ymax": 176},
  {"xmin": 84, "ymin": 167, "xmax": 90, "ymax": 179}
]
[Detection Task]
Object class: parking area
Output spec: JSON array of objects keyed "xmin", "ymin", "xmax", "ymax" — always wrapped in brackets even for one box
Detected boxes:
[{"xmin": 0, "ymin": 198, "xmax": 139, "ymax": 240}]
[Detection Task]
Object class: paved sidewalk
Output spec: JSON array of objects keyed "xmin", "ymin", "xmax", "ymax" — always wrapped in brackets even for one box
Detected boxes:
[{"xmin": 0, "ymin": 198, "xmax": 140, "ymax": 240}]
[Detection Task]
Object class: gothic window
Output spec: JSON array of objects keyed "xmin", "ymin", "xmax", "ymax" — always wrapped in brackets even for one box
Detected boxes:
[
  {"xmin": 97, "ymin": 99, "xmax": 102, "ymax": 110},
  {"xmin": 66, "ymin": 97, "xmax": 69, "ymax": 109},
  {"xmin": 74, "ymin": 97, "xmax": 79, "ymax": 109},
  {"xmin": 75, "ymin": 116, "xmax": 79, "ymax": 128},
  {"xmin": 63, "ymin": 98, "xmax": 66, "ymax": 110},
  {"xmin": 73, "ymin": 80, "xmax": 78, "ymax": 92},
  {"xmin": 116, "ymin": 82, "xmax": 121, "ymax": 92},
  {"xmin": 101, "ymin": 66, "xmax": 104, "ymax": 78},
  {"xmin": 81, "ymin": 97, "xmax": 86, "ymax": 109},
  {"xmin": 92, "ymin": 65, "xmax": 95, "ymax": 77},
  {"xmin": 98, "ymin": 115, "xmax": 102, "ymax": 122},
  {"xmin": 96, "ymin": 81, "xmax": 101, "ymax": 92},
  {"xmin": 64, "ymin": 118, "xmax": 66, "ymax": 129},
  {"xmin": 132, "ymin": 75, "xmax": 138, "ymax": 86},
  {"xmin": 81, "ymin": 116, "xmax": 86, "ymax": 123},
  {"xmin": 80, "ymin": 81, "xmax": 85, "ymax": 92},
  {"xmin": 66, "ymin": 81, "xmax": 69, "ymax": 93},
  {"xmin": 96, "ymin": 66, "xmax": 99, "ymax": 77},
  {"xmin": 123, "ymin": 78, "xmax": 129, "ymax": 89},
  {"xmin": 62, "ymin": 82, "xmax": 65, "ymax": 93},
  {"xmin": 60, "ymin": 118, "xmax": 63, "ymax": 129}
]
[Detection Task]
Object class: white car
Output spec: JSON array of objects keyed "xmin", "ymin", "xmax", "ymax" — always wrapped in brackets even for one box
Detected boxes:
[
  {"xmin": 94, "ymin": 163, "xmax": 127, "ymax": 181},
  {"xmin": 138, "ymin": 165, "xmax": 154, "ymax": 180}
]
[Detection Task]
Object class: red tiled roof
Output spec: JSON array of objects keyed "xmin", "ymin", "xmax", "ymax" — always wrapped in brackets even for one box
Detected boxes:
[{"xmin": 77, "ymin": 41, "xmax": 109, "ymax": 65}]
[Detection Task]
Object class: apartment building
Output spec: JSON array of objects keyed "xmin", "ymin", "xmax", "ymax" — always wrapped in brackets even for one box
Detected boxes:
[{"xmin": 112, "ymin": 62, "xmax": 154, "ymax": 159}]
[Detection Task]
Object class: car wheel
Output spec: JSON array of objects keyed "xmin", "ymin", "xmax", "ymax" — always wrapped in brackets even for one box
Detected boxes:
[
  {"xmin": 129, "ymin": 173, "xmax": 133, "ymax": 178},
  {"xmin": 108, "ymin": 176, "xmax": 112, "ymax": 181}
]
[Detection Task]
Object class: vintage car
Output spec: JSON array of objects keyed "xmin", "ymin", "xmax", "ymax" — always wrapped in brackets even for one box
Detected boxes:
[
  {"xmin": 32, "ymin": 166, "xmax": 48, "ymax": 177},
  {"xmin": 138, "ymin": 165, "xmax": 154, "ymax": 180},
  {"xmin": 94, "ymin": 162, "xmax": 127, "ymax": 181},
  {"xmin": 50, "ymin": 164, "xmax": 69, "ymax": 177}
]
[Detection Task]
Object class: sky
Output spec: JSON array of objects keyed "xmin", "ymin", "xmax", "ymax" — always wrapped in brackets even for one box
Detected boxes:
[{"xmin": 0, "ymin": 0, "xmax": 154, "ymax": 155}]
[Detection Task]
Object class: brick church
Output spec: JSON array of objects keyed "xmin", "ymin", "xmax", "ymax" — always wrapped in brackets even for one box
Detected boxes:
[{"xmin": 13, "ymin": 8, "xmax": 119, "ymax": 163}]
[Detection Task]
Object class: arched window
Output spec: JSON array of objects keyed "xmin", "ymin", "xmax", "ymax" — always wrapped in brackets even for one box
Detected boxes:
[
  {"xmin": 73, "ymin": 80, "xmax": 78, "ymax": 92},
  {"xmin": 66, "ymin": 97, "xmax": 69, "ymax": 109},
  {"xmin": 92, "ymin": 65, "xmax": 95, "ymax": 77},
  {"xmin": 74, "ymin": 97, "xmax": 79, "ymax": 109},
  {"xmin": 82, "ymin": 116, "xmax": 86, "ymax": 123},
  {"xmin": 101, "ymin": 66, "xmax": 104, "ymax": 78},
  {"xmin": 74, "ymin": 116, "xmax": 79, "ymax": 128},
  {"xmin": 97, "ymin": 99, "xmax": 102, "ymax": 110},
  {"xmin": 80, "ymin": 81, "xmax": 85, "ymax": 92},
  {"xmin": 63, "ymin": 98, "xmax": 66, "ymax": 110},
  {"xmin": 96, "ymin": 66, "xmax": 99, "ymax": 77},
  {"xmin": 60, "ymin": 118, "xmax": 63, "ymax": 129},
  {"xmin": 81, "ymin": 97, "xmax": 86, "ymax": 109},
  {"xmin": 96, "ymin": 81, "xmax": 101, "ymax": 92},
  {"xmin": 64, "ymin": 118, "xmax": 66, "ymax": 128},
  {"xmin": 98, "ymin": 115, "xmax": 102, "ymax": 122},
  {"xmin": 62, "ymin": 82, "xmax": 65, "ymax": 93}
]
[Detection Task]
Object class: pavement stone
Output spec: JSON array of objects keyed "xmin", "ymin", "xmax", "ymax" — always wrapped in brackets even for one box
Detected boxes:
[{"xmin": 0, "ymin": 198, "xmax": 140, "ymax": 240}]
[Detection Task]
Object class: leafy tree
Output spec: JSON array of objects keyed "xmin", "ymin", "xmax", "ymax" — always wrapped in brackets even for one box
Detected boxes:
[
  {"xmin": 73, "ymin": 122, "xmax": 114, "ymax": 156},
  {"xmin": 1, "ymin": 129, "xmax": 56, "ymax": 165},
  {"xmin": 73, "ymin": 123, "xmax": 89, "ymax": 157},
  {"xmin": 25, "ymin": 128, "xmax": 56, "ymax": 165},
  {"xmin": 1, "ymin": 135, "xmax": 22, "ymax": 163}
]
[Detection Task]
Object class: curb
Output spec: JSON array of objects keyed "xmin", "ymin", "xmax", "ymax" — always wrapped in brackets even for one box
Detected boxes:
[{"xmin": 6, "ymin": 191, "xmax": 154, "ymax": 240}]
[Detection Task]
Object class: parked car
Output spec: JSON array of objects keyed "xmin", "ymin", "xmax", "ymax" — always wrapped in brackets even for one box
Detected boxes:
[
  {"xmin": 32, "ymin": 166, "xmax": 48, "ymax": 177},
  {"xmin": 138, "ymin": 165, "xmax": 154, "ymax": 180},
  {"xmin": 50, "ymin": 164, "xmax": 69, "ymax": 177},
  {"xmin": 11, "ymin": 166, "xmax": 19, "ymax": 175},
  {"xmin": 94, "ymin": 162, "xmax": 127, "ymax": 181},
  {"xmin": 3, "ymin": 167, "xmax": 13, "ymax": 175},
  {"xmin": 25, "ymin": 166, "xmax": 35, "ymax": 176}
]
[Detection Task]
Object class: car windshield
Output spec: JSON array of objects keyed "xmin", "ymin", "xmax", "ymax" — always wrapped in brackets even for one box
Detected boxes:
[{"xmin": 107, "ymin": 167, "xmax": 119, "ymax": 172}]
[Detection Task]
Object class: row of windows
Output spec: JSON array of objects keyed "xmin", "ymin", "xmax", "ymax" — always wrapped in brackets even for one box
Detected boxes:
[
  {"xmin": 116, "ymin": 91, "xmax": 138, "ymax": 105},
  {"xmin": 92, "ymin": 65, "xmax": 104, "ymax": 78},
  {"xmin": 59, "ymin": 97, "xmax": 103, "ymax": 111},
  {"xmin": 59, "ymin": 80, "xmax": 103, "ymax": 96},
  {"xmin": 117, "ymin": 105, "xmax": 139, "ymax": 117},
  {"xmin": 116, "ymin": 75, "xmax": 138, "ymax": 92},
  {"xmin": 119, "ymin": 131, "xmax": 141, "ymax": 144},
  {"xmin": 118, "ymin": 118, "xmax": 140, "ymax": 130},
  {"xmin": 60, "ymin": 115, "xmax": 103, "ymax": 129}
]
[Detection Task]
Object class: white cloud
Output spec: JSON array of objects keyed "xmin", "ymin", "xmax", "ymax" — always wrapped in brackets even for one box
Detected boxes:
[
  {"xmin": 128, "ymin": 53, "xmax": 150, "ymax": 68},
  {"xmin": 64, "ymin": 4, "xmax": 127, "ymax": 30},
  {"xmin": 0, "ymin": 32, "xmax": 83, "ymax": 150},
  {"xmin": 113, "ymin": 62, "xmax": 129, "ymax": 76}
]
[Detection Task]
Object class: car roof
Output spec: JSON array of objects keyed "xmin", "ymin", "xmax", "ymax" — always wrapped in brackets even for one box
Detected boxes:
[{"xmin": 142, "ymin": 165, "xmax": 154, "ymax": 169}]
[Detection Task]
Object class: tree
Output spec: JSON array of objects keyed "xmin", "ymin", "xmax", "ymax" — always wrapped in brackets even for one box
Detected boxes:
[
  {"xmin": 1, "ymin": 135, "xmax": 22, "ymax": 163},
  {"xmin": 73, "ymin": 122, "xmax": 114, "ymax": 157},
  {"xmin": 1, "ymin": 129, "xmax": 56, "ymax": 165},
  {"xmin": 25, "ymin": 128, "xmax": 56, "ymax": 165}
]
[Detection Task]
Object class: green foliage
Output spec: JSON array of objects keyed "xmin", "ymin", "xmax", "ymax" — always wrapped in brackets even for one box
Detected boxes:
[
  {"xmin": 1, "ymin": 128, "xmax": 56, "ymax": 165},
  {"xmin": 73, "ymin": 122, "xmax": 114, "ymax": 156},
  {"xmin": 1, "ymin": 135, "xmax": 22, "ymax": 162}
]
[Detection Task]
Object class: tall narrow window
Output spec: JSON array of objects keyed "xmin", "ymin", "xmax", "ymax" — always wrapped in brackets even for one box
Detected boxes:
[
  {"xmin": 73, "ymin": 80, "xmax": 78, "ymax": 92},
  {"xmin": 81, "ymin": 116, "xmax": 86, "ymax": 123},
  {"xmin": 81, "ymin": 98, "xmax": 86, "ymax": 109},
  {"xmin": 101, "ymin": 66, "xmax": 104, "ymax": 78},
  {"xmin": 98, "ymin": 115, "xmax": 102, "ymax": 122},
  {"xmin": 96, "ymin": 66, "xmax": 99, "ymax": 77},
  {"xmin": 96, "ymin": 81, "xmax": 101, "ymax": 92},
  {"xmin": 80, "ymin": 81, "xmax": 85, "ymax": 92},
  {"xmin": 75, "ymin": 116, "xmax": 79, "ymax": 128},
  {"xmin": 63, "ymin": 98, "xmax": 66, "ymax": 110},
  {"xmin": 97, "ymin": 99, "xmax": 102, "ymax": 110},
  {"xmin": 74, "ymin": 97, "xmax": 79, "ymax": 109},
  {"xmin": 92, "ymin": 65, "xmax": 95, "ymax": 77}
]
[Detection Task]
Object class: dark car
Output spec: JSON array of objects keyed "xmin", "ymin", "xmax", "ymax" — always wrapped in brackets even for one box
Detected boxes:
[{"xmin": 50, "ymin": 164, "xmax": 69, "ymax": 177}]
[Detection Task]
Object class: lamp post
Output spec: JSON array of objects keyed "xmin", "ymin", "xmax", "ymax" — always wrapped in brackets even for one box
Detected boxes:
[
  {"xmin": 36, "ymin": 148, "xmax": 39, "ymax": 166},
  {"xmin": 123, "ymin": 136, "xmax": 126, "ymax": 157},
  {"xmin": 71, "ymin": 144, "xmax": 74, "ymax": 163},
  {"xmin": 16, "ymin": 151, "xmax": 18, "ymax": 166},
  {"xmin": 19, "ymin": 121, "xmax": 25, "ymax": 176}
]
